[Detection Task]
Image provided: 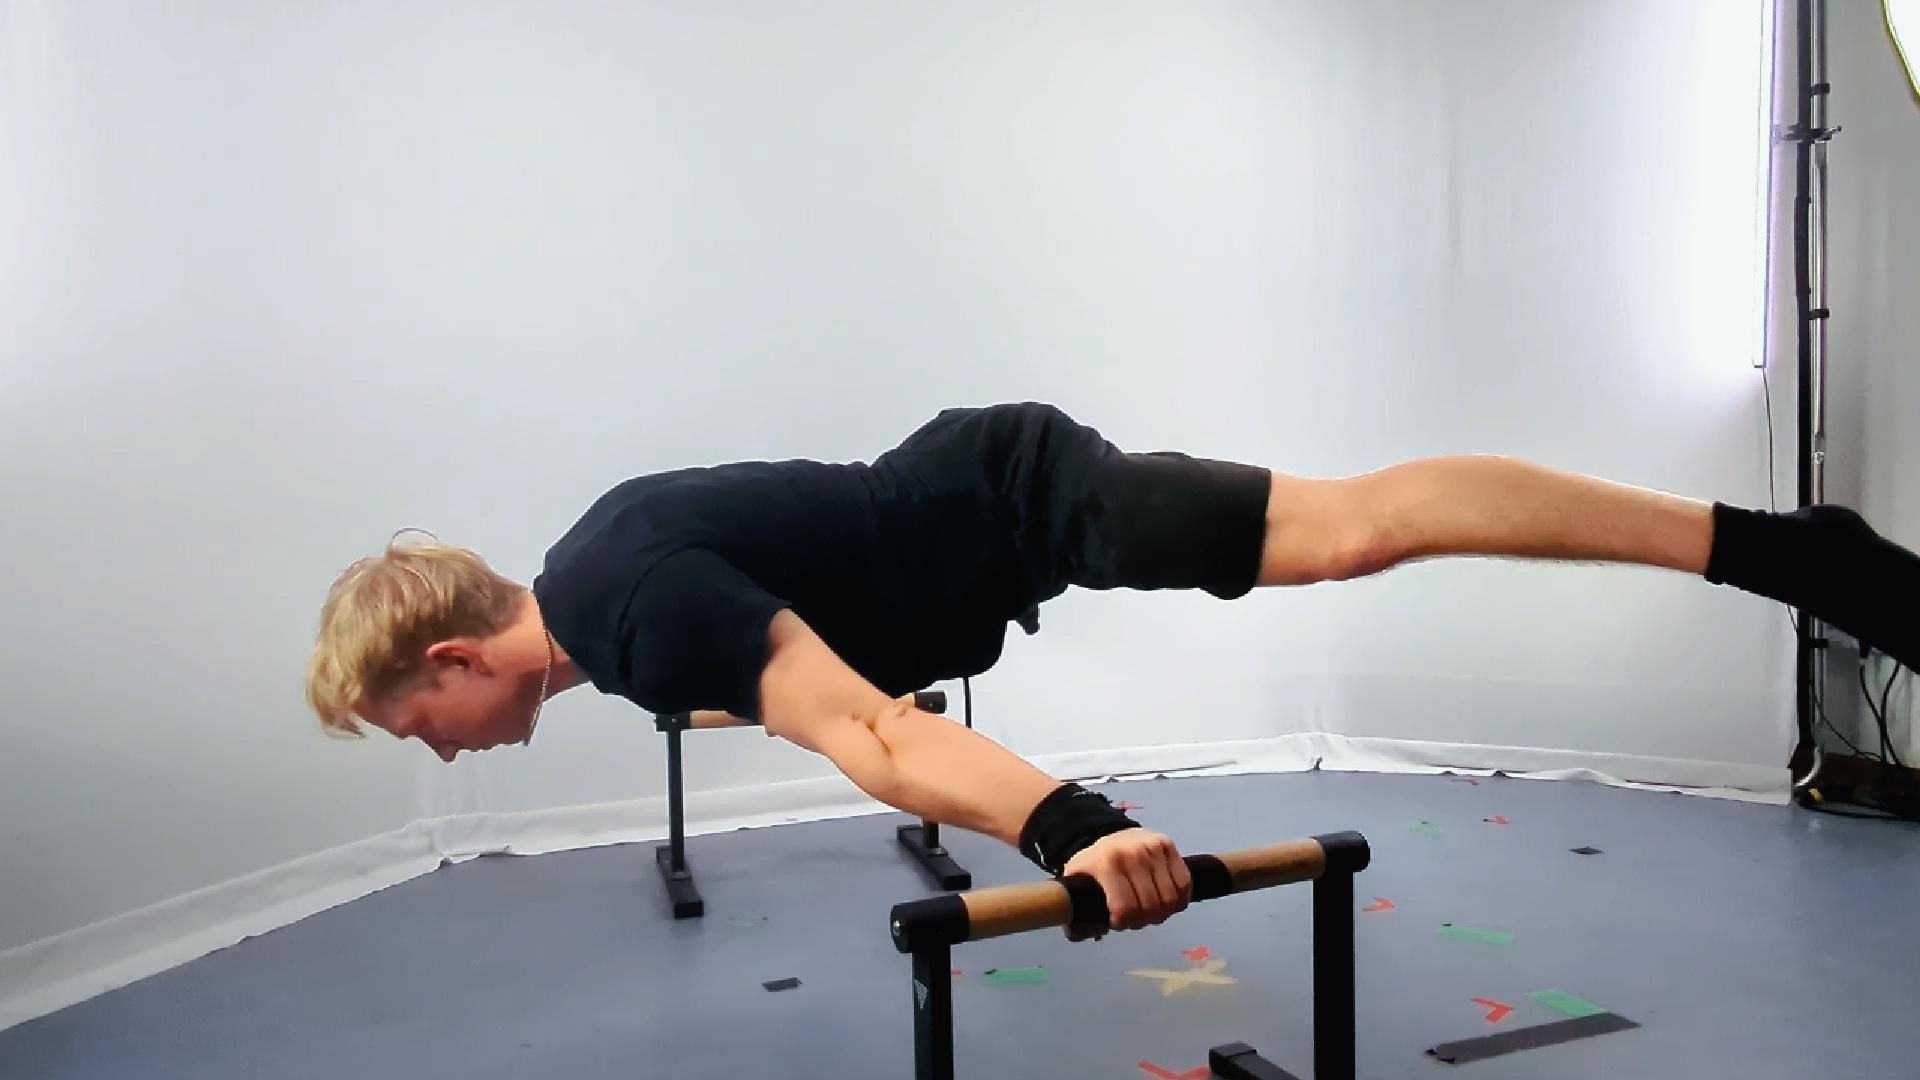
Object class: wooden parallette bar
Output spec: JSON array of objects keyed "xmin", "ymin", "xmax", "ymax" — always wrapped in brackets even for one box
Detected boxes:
[{"xmin": 890, "ymin": 832, "xmax": 1369, "ymax": 953}]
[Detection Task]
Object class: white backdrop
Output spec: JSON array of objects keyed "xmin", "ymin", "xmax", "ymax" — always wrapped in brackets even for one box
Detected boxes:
[
  {"xmin": 2, "ymin": 0, "xmax": 1788, "ymax": 1025},
  {"xmin": 1822, "ymin": 0, "xmax": 1920, "ymax": 757}
]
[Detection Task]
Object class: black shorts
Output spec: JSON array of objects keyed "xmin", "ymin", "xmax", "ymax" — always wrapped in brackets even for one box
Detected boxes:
[{"xmin": 885, "ymin": 403, "xmax": 1272, "ymax": 608}]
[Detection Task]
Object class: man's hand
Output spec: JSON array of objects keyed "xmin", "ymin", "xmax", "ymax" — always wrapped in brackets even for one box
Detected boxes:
[{"xmin": 1060, "ymin": 828, "xmax": 1192, "ymax": 941}]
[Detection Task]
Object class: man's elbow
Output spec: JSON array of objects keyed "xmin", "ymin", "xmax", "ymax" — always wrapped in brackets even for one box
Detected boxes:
[
  {"xmin": 846, "ymin": 699, "xmax": 920, "ymax": 807},
  {"xmin": 767, "ymin": 704, "xmax": 908, "ymax": 805},
  {"xmin": 851, "ymin": 693, "xmax": 913, "ymax": 741}
]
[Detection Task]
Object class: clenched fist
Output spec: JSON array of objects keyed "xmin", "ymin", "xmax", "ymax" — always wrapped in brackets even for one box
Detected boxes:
[{"xmin": 1060, "ymin": 828, "xmax": 1192, "ymax": 941}]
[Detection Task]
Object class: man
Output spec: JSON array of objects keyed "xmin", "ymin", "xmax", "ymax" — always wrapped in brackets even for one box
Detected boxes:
[{"xmin": 306, "ymin": 402, "xmax": 1919, "ymax": 934}]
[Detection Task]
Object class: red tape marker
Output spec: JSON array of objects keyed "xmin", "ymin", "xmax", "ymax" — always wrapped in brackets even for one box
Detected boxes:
[
  {"xmin": 1472, "ymin": 997, "xmax": 1514, "ymax": 1023},
  {"xmin": 1182, "ymin": 946, "xmax": 1211, "ymax": 963},
  {"xmin": 1483, "ymin": 815, "xmax": 1511, "ymax": 825},
  {"xmin": 1363, "ymin": 897, "xmax": 1396, "ymax": 912},
  {"xmin": 1138, "ymin": 1064, "xmax": 1210, "ymax": 1080}
]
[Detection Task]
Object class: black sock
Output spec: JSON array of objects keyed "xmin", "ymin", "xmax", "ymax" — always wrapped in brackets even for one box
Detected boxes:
[{"xmin": 1705, "ymin": 502, "xmax": 1920, "ymax": 668}]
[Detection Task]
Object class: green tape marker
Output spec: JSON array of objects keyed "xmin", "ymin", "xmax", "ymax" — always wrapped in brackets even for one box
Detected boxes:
[
  {"xmin": 1412, "ymin": 821, "xmax": 1442, "ymax": 835},
  {"xmin": 1530, "ymin": 990, "xmax": 1605, "ymax": 1017},
  {"xmin": 983, "ymin": 966, "xmax": 1048, "ymax": 985},
  {"xmin": 1438, "ymin": 924, "xmax": 1513, "ymax": 945}
]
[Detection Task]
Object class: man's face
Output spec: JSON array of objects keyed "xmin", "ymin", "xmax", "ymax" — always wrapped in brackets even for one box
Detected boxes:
[{"xmin": 358, "ymin": 652, "xmax": 530, "ymax": 762}]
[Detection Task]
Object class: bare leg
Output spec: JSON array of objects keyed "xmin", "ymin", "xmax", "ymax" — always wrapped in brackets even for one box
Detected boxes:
[
  {"xmin": 1247, "ymin": 453, "xmax": 1920, "ymax": 671},
  {"xmin": 1254, "ymin": 454, "xmax": 1715, "ymax": 588}
]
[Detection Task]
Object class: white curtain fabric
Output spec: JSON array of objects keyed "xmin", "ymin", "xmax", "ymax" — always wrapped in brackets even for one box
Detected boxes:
[{"xmin": 2, "ymin": 0, "xmax": 1786, "ymax": 1029}]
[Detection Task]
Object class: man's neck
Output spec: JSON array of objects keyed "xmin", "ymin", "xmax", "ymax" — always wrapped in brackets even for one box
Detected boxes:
[{"xmin": 521, "ymin": 589, "xmax": 589, "ymax": 698}]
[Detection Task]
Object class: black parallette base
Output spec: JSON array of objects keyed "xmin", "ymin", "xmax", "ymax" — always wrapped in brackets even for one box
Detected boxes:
[
  {"xmin": 1208, "ymin": 1042, "xmax": 1304, "ymax": 1080},
  {"xmin": 896, "ymin": 824, "xmax": 972, "ymax": 891},
  {"xmin": 655, "ymin": 844, "xmax": 704, "ymax": 919}
]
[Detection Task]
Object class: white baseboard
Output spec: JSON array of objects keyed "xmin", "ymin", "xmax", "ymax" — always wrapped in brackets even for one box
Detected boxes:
[
  {"xmin": 0, "ymin": 734, "xmax": 1786, "ymax": 1033},
  {"xmin": 0, "ymin": 828, "xmax": 441, "ymax": 1034},
  {"xmin": 1039, "ymin": 732, "xmax": 1791, "ymax": 803}
]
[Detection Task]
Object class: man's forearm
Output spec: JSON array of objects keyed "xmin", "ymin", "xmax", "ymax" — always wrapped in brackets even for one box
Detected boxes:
[{"xmin": 863, "ymin": 704, "xmax": 1061, "ymax": 847}]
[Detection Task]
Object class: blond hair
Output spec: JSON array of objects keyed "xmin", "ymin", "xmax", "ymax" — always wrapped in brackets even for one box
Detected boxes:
[{"xmin": 306, "ymin": 533, "xmax": 526, "ymax": 738}]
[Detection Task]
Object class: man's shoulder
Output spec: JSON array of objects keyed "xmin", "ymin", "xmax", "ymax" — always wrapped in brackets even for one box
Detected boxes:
[
  {"xmin": 533, "ymin": 473, "xmax": 682, "ymax": 620},
  {"xmin": 535, "ymin": 460, "xmax": 816, "ymax": 595}
]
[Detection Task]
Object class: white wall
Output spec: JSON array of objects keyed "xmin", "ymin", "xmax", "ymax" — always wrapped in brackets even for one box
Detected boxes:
[
  {"xmin": 2, "ymin": 0, "xmax": 1788, "ymax": 1005},
  {"xmin": 1821, "ymin": 0, "xmax": 1920, "ymax": 760}
]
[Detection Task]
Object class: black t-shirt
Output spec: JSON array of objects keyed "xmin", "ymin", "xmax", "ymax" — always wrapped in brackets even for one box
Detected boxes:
[{"xmin": 532, "ymin": 446, "xmax": 1031, "ymax": 720}]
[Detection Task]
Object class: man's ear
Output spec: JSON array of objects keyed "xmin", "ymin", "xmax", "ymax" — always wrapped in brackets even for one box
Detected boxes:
[{"xmin": 424, "ymin": 639, "xmax": 486, "ymax": 672}]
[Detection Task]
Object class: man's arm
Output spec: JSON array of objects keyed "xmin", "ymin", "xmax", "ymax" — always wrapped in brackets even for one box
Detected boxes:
[
  {"xmin": 754, "ymin": 608, "xmax": 1193, "ymax": 933},
  {"xmin": 689, "ymin": 692, "xmax": 925, "ymax": 734},
  {"xmin": 755, "ymin": 610, "xmax": 1057, "ymax": 845}
]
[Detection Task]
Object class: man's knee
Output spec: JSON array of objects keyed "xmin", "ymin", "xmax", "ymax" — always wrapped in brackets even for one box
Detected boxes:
[{"xmin": 1257, "ymin": 476, "xmax": 1398, "ymax": 586}]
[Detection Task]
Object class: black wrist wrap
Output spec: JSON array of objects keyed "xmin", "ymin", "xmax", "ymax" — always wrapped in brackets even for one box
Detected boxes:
[{"xmin": 1017, "ymin": 782, "xmax": 1141, "ymax": 876}]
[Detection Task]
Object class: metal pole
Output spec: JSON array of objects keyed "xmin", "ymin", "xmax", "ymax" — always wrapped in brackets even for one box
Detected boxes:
[
  {"xmin": 666, "ymin": 723, "xmax": 687, "ymax": 872},
  {"xmin": 1791, "ymin": 0, "xmax": 1823, "ymax": 766},
  {"xmin": 1807, "ymin": 0, "xmax": 1836, "ymax": 778},
  {"xmin": 1810, "ymin": 0, "xmax": 1829, "ymax": 511},
  {"xmin": 911, "ymin": 945, "xmax": 955, "ymax": 1080},
  {"xmin": 1312, "ymin": 870, "xmax": 1356, "ymax": 1080}
]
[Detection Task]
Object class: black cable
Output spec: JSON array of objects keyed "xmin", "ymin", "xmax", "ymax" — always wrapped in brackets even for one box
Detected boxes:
[
  {"xmin": 1814, "ymin": 654, "xmax": 1870, "ymax": 756},
  {"xmin": 1875, "ymin": 663, "xmax": 1896, "ymax": 761},
  {"xmin": 1857, "ymin": 659, "xmax": 1920, "ymax": 793},
  {"xmin": 1878, "ymin": 664, "xmax": 1905, "ymax": 768},
  {"xmin": 1857, "ymin": 660, "xmax": 1895, "ymax": 760},
  {"xmin": 1802, "ymin": 656, "xmax": 1920, "ymax": 823}
]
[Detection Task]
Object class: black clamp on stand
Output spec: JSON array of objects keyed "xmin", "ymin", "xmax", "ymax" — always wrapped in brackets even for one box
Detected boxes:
[
  {"xmin": 652, "ymin": 681, "xmax": 973, "ymax": 919},
  {"xmin": 1776, "ymin": 76, "xmax": 1841, "ymax": 147}
]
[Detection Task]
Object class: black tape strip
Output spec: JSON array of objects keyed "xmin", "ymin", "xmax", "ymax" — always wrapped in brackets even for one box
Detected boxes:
[
  {"xmin": 1187, "ymin": 854, "xmax": 1233, "ymax": 902},
  {"xmin": 1427, "ymin": 1012, "xmax": 1639, "ymax": 1065},
  {"xmin": 1062, "ymin": 874, "xmax": 1109, "ymax": 933}
]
